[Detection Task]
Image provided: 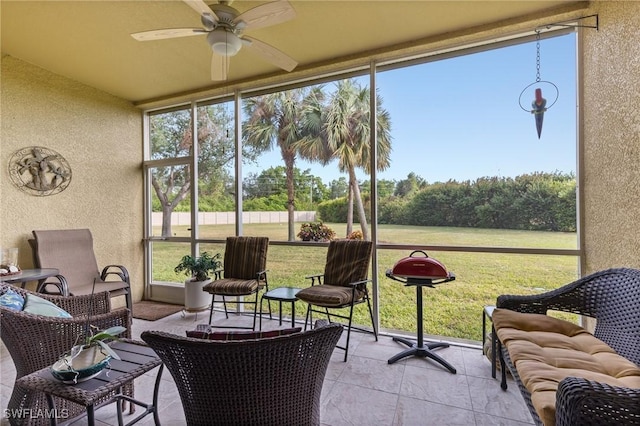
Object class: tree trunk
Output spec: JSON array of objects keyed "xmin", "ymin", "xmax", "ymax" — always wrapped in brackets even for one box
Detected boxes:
[
  {"xmin": 284, "ymin": 151, "xmax": 296, "ymax": 241},
  {"xmin": 161, "ymin": 204, "xmax": 173, "ymax": 238},
  {"xmin": 349, "ymin": 167, "xmax": 369, "ymax": 240},
  {"xmin": 346, "ymin": 180, "xmax": 354, "ymax": 237}
]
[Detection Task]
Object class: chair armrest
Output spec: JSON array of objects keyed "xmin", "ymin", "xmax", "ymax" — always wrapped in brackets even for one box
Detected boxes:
[
  {"xmin": 76, "ymin": 308, "xmax": 133, "ymax": 340},
  {"xmin": 305, "ymin": 274, "xmax": 324, "ymax": 285},
  {"xmin": 495, "ymin": 293, "xmax": 549, "ymax": 314},
  {"xmin": 101, "ymin": 264, "xmax": 130, "ymax": 284},
  {"xmin": 496, "ymin": 269, "xmax": 610, "ymax": 315},
  {"xmin": 0, "ymin": 307, "xmax": 132, "ymax": 374},
  {"xmin": 346, "ymin": 279, "xmax": 372, "ymax": 287},
  {"xmin": 555, "ymin": 377, "xmax": 640, "ymax": 426},
  {"xmin": 39, "ymin": 290, "xmax": 113, "ymax": 316},
  {"xmin": 36, "ymin": 274, "xmax": 70, "ymax": 296}
]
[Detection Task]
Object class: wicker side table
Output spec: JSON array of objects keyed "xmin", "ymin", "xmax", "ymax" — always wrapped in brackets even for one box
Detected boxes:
[{"xmin": 14, "ymin": 340, "xmax": 163, "ymax": 426}]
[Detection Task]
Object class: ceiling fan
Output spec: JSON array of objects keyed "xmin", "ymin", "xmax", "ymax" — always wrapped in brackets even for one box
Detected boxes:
[{"xmin": 131, "ymin": 0, "xmax": 298, "ymax": 81}]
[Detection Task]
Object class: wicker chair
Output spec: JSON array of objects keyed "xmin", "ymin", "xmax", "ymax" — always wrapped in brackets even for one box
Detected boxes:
[
  {"xmin": 141, "ymin": 321, "xmax": 342, "ymax": 426},
  {"xmin": 30, "ymin": 229, "xmax": 133, "ymax": 311},
  {"xmin": 495, "ymin": 268, "xmax": 640, "ymax": 426},
  {"xmin": 202, "ymin": 236, "xmax": 269, "ymax": 330},
  {"xmin": 0, "ymin": 285, "xmax": 132, "ymax": 426},
  {"xmin": 296, "ymin": 239, "xmax": 378, "ymax": 361}
]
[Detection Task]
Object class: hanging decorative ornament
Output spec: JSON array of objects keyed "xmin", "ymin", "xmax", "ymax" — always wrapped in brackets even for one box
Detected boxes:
[{"xmin": 519, "ymin": 30, "xmax": 559, "ymax": 139}]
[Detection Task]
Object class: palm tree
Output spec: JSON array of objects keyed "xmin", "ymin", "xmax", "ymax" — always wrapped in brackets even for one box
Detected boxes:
[
  {"xmin": 295, "ymin": 79, "xmax": 392, "ymax": 240},
  {"xmin": 242, "ymin": 87, "xmax": 324, "ymax": 241}
]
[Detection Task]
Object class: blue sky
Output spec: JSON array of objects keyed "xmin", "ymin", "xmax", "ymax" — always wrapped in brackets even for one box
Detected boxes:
[{"xmin": 244, "ymin": 33, "xmax": 576, "ymax": 185}]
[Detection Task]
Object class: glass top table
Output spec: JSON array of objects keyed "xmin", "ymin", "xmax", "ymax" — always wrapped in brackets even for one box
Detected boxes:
[
  {"xmin": 259, "ymin": 287, "xmax": 302, "ymax": 329},
  {"xmin": 0, "ymin": 268, "xmax": 59, "ymax": 283}
]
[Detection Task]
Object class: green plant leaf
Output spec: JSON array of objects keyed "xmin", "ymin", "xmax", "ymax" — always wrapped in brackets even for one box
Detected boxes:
[
  {"xmin": 90, "ymin": 326, "xmax": 126, "ymax": 343},
  {"xmin": 96, "ymin": 340, "xmax": 121, "ymax": 360}
]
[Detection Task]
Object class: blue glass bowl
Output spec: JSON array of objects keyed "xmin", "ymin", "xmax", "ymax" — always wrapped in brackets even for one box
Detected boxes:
[{"xmin": 51, "ymin": 347, "xmax": 111, "ymax": 384}]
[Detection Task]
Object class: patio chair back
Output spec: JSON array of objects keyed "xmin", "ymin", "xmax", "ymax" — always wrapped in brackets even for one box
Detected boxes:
[
  {"xmin": 223, "ymin": 236, "xmax": 269, "ymax": 279},
  {"xmin": 141, "ymin": 322, "xmax": 343, "ymax": 426},
  {"xmin": 31, "ymin": 229, "xmax": 132, "ymax": 310},
  {"xmin": 323, "ymin": 239, "xmax": 373, "ymax": 286}
]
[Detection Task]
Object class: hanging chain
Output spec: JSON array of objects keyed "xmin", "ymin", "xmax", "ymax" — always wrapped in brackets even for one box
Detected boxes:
[{"xmin": 535, "ymin": 30, "xmax": 541, "ymax": 82}]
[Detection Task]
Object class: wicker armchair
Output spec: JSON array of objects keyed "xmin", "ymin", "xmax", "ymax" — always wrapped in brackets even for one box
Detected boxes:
[
  {"xmin": 0, "ymin": 285, "xmax": 132, "ymax": 426},
  {"xmin": 141, "ymin": 321, "xmax": 343, "ymax": 426},
  {"xmin": 495, "ymin": 268, "xmax": 640, "ymax": 426}
]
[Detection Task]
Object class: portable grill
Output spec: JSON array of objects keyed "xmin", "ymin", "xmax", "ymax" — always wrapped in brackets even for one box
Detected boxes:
[
  {"xmin": 385, "ymin": 250, "xmax": 457, "ymax": 373},
  {"xmin": 386, "ymin": 250, "xmax": 455, "ymax": 286}
]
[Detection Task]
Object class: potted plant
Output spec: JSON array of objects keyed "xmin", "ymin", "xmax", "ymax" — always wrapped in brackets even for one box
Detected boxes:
[
  {"xmin": 174, "ymin": 251, "xmax": 222, "ymax": 312},
  {"xmin": 51, "ymin": 325, "xmax": 127, "ymax": 383}
]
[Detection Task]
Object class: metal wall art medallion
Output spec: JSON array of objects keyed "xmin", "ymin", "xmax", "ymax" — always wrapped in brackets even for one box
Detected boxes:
[{"xmin": 8, "ymin": 146, "xmax": 72, "ymax": 196}]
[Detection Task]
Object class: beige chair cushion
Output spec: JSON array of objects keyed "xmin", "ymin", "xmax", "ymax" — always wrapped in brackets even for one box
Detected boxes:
[{"xmin": 494, "ymin": 308, "xmax": 640, "ymax": 426}]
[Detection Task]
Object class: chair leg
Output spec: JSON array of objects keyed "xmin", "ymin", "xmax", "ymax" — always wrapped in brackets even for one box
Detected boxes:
[
  {"xmin": 324, "ymin": 307, "xmax": 332, "ymax": 322},
  {"xmin": 343, "ymin": 302, "xmax": 356, "ymax": 362},
  {"xmin": 208, "ymin": 294, "xmax": 216, "ymax": 324},
  {"xmin": 222, "ymin": 297, "xmax": 229, "ymax": 319},
  {"xmin": 498, "ymin": 340, "xmax": 508, "ymax": 390},
  {"xmin": 303, "ymin": 304, "xmax": 311, "ymax": 331},
  {"xmin": 366, "ymin": 293, "xmax": 378, "ymax": 341},
  {"xmin": 251, "ymin": 292, "xmax": 259, "ymax": 331},
  {"xmin": 125, "ymin": 290, "xmax": 133, "ymax": 313}
]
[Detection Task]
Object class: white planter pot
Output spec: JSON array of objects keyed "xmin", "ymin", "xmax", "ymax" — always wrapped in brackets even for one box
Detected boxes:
[{"xmin": 184, "ymin": 278, "xmax": 212, "ymax": 312}]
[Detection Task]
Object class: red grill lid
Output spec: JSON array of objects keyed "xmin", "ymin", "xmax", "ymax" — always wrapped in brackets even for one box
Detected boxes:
[{"xmin": 391, "ymin": 250, "xmax": 450, "ymax": 279}]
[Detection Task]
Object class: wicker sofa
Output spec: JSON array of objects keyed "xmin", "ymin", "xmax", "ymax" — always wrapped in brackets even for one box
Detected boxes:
[{"xmin": 493, "ymin": 268, "xmax": 640, "ymax": 426}]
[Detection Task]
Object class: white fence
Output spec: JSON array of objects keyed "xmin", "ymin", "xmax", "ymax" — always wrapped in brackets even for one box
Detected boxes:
[{"xmin": 151, "ymin": 211, "xmax": 316, "ymax": 227}]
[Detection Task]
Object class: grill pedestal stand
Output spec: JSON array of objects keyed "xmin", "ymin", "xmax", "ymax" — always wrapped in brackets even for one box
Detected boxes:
[{"xmin": 386, "ymin": 273, "xmax": 457, "ymax": 374}]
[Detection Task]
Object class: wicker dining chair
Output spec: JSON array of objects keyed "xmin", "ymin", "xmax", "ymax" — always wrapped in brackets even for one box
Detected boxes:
[
  {"xmin": 202, "ymin": 236, "xmax": 269, "ymax": 329},
  {"xmin": 0, "ymin": 285, "xmax": 132, "ymax": 426},
  {"xmin": 141, "ymin": 321, "xmax": 343, "ymax": 426},
  {"xmin": 295, "ymin": 239, "xmax": 378, "ymax": 361}
]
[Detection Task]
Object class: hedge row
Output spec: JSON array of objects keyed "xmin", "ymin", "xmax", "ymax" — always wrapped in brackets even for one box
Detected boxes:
[{"xmin": 318, "ymin": 173, "xmax": 576, "ymax": 232}]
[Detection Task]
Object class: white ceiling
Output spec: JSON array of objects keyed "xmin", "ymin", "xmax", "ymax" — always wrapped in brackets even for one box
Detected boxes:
[{"xmin": 1, "ymin": 1, "xmax": 583, "ymax": 105}]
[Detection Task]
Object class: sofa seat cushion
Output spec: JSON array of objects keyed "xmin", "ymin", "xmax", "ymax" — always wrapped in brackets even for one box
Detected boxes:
[{"xmin": 493, "ymin": 308, "xmax": 640, "ymax": 426}]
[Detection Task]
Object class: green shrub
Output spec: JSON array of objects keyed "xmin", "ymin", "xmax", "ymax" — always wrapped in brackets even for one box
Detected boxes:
[{"xmin": 297, "ymin": 222, "xmax": 336, "ymax": 242}]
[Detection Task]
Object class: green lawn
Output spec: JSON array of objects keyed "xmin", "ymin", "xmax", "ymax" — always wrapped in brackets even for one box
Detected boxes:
[{"xmin": 152, "ymin": 223, "xmax": 579, "ymax": 343}]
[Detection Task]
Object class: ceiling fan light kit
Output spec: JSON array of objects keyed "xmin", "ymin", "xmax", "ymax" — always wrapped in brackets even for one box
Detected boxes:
[
  {"xmin": 131, "ymin": 0, "xmax": 298, "ymax": 81},
  {"xmin": 207, "ymin": 29, "xmax": 242, "ymax": 56}
]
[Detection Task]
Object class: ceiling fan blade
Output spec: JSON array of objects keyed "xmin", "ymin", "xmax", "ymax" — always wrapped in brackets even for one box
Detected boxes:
[
  {"xmin": 183, "ymin": 0, "xmax": 219, "ymax": 22},
  {"xmin": 234, "ymin": 0, "xmax": 296, "ymax": 31},
  {"xmin": 242, "ymin": 36, "xmax": 297, "ymax": 72},
  {"xmin": 131, "ymin": 28, "xmax": 207, "ymax": 41},
  {"xmin": 211, "ymin": 54, "xmax": 229, "ymax": 81}
]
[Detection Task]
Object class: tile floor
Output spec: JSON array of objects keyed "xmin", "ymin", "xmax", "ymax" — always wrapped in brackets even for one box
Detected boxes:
[{"xmin": 1, "ymin": 309, "xmax": 532, "ymax": 426}]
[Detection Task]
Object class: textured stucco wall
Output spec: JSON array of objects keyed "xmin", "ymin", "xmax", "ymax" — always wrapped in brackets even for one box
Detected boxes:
[
  {"xmin": 0, "ymin": 56, "xmax": 144, "ymax": 305},
  {"xmin": 581, "ymin": 1, "xmax": 640, "ymax": 273}
]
